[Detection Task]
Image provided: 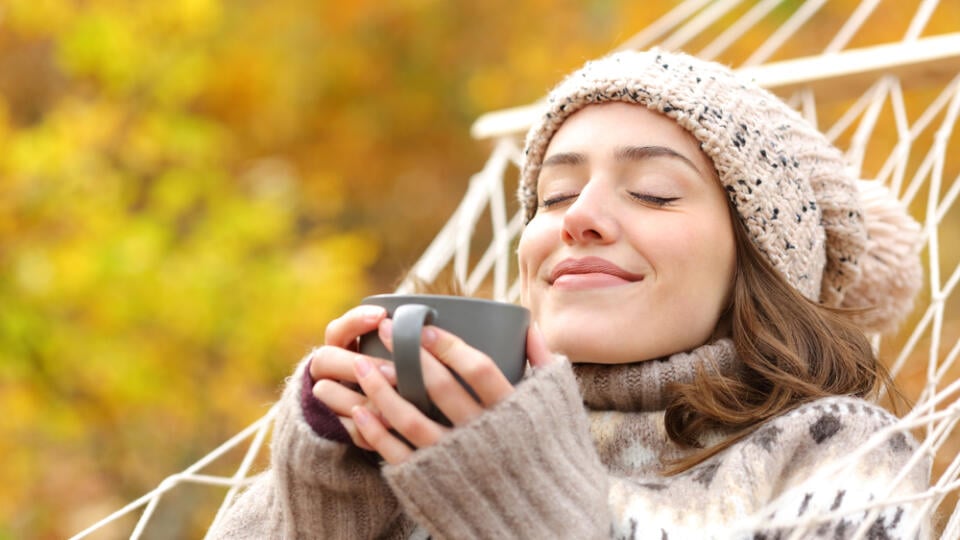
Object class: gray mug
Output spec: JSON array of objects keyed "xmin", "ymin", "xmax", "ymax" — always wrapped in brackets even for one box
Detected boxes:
[{"xmin": 359, "ymin": 294, "xmax": 530, "ymax": 424}]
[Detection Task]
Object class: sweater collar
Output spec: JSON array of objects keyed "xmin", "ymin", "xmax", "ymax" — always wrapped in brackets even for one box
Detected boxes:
[{"xmin": 571, "ymin": 339, "xmax": 738, "ymax": 412}]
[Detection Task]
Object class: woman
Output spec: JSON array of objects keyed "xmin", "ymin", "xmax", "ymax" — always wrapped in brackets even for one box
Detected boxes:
[{"xmin": 209, "ymin": 49, "xmax": 929, "ymax": 539}]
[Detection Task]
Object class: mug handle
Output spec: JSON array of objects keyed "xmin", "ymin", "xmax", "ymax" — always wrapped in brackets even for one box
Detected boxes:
[{"xmin": 392, "ymin": 304, "xmax": 438, "ymax": 416}]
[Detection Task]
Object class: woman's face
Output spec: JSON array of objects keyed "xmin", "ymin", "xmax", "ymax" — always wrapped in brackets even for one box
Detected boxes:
[{"xmin": 518, "ymin": 103, "xmax": 736, "ymax": 364}]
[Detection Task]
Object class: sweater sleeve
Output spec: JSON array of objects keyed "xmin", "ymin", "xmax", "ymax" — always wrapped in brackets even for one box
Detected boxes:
[
  {"xmin": 206, "ymin": 358, "xmax": 415, "ymax": 540},
  {"xmin": 382, "ymin": 359, "xmax": 611, "ymax": 540}
]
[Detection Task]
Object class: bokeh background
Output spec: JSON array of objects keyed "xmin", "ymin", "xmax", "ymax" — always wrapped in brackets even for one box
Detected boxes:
[{"xmin": 2, "ymin": 1, "xmax": 958, "ymax": 538}]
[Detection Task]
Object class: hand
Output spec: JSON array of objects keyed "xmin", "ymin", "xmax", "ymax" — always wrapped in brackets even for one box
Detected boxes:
[
  {"xmin": 351, "ymin": 321, "xmax": 555, "ymax": 464},
  {"xmin": 309, "ymin": 305, "xmax": 398, "ymax": 451}
]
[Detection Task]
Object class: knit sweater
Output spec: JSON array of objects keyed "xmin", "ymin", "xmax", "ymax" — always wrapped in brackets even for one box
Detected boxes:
[{"xmin": 207, "ymin": 340, "xmax": 931, "ymax": 539}]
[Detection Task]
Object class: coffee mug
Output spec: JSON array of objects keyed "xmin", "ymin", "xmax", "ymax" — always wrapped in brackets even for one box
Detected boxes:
[{"xmin": 359, "ymin": 294, "xmax": 530, "ymax": 424}]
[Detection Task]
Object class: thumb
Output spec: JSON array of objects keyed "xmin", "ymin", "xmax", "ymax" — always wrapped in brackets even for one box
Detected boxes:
[{"xmin": 526, "ymin": 323, "xmax": 556, "ymax": 368}]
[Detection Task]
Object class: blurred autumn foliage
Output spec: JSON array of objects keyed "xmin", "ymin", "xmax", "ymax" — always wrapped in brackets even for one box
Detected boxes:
[
  {"xmin": 2, "ymin": 0, "xmax": 958, "ymax": 538},
  {"xmin": 0, "ymin": 1, "xmax": 689, "ymax": 537}
]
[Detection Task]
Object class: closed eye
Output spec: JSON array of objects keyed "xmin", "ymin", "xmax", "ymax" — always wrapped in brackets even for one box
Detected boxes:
[
  {"xmin": 628, "ymin": 192, "xmax": 679, "ymax": 207},
  {"xmin": 539, "ymin": 192, "xmax": 579, "ymax": 209}
]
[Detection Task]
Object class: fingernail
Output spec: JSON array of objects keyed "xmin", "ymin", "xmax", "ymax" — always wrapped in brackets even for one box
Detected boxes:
[
  {"xmin": 312, "ymin": 380, "xmax": 326, "ymax": 400},
  {"xmin": 422, "ymin": 326, "xmax": 437, "ymax": 346},
  {"xmin": 378, "ymin": 319, "xmax": 393, "ymax": 342},
  {"xmin": 352, "ymin": 405, "xmax": 370, "ymax": 425},
  {"xmin": 355, "ymin": 358, "xmax": 371, "ymax": 377},
  {"xmin": 361, "ymin": 305, "xmax": 386, "ymax": 321},
  {"xmin": 379, "ymin": 363, "xmax": 396, "ymax": 380}
]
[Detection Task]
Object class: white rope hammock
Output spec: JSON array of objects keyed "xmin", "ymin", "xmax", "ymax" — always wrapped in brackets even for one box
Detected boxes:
[{"xmin": 71, "ymin": 1, "xmax": 960, "ymax": 538}]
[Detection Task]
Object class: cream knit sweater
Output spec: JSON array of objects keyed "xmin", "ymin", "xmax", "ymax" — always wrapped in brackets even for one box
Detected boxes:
[{"xmin": 208, "ymin": 340, "xmax": 931, "ymax": 539}]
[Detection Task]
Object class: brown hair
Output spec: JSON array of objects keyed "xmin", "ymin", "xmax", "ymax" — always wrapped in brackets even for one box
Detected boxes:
[
  {"xmin": 400, "ymin": 272, "xmax": 466, "ymax": 297},
  {"xmin": 662, "ymin": 205, "xmax": 900, "ymax": 472}
]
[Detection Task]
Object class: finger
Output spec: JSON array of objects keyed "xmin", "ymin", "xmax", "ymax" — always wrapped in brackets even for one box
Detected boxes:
[
  {"xmin": 309, "ymin": 346, "xmax": 397, "ymax": 386},
  {"xmin": 420, "ymin": 325, "xmax": 514, "ymax": 407},
  {"xmin": 354, "ymin": 357, "xmax": 447, "ymax": 449},
  {"xmin": 324, "ymin": 305, "xmax": 388, "ymax": 348},
  {"xmin": 313, "ymin": 378, "xmax": 393, "ymax": 429},
  {"xmin": 419, "ymin": 348, "xmax": 485, "ymax": 426},
  {"xmin": 339, "ymin": 417, "xmax": 374, "ymax": 451},
  {"xmin": 352, "ymin": 405, "xmax": 412, "ymax": 464},
  {"xmin": 377, "ymin": 319, "xmax": 484, "ymax": 424},
  {"xmin": 527, "ymin": 322, "xmax": 556, "ymax": 368},
  {"xmin": 312, "ymin": 379, "xmax": 368, "ymax": 416}
]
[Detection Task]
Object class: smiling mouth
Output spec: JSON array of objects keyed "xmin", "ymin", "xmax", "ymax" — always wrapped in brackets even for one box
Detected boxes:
[{"xmin": 548, "ymin": 257, "xmax": 644, "ymax": 288}]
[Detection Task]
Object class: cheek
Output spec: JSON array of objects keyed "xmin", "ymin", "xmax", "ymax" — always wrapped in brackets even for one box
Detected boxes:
[
  {"xmin": 516, "ymin": 228, "xmax": 541, "ymax": 303},
  {"xmin": 517, "ymin": 218, "xmax": 559, "ymax": 315},
  {"xmin": 517, "ymin": 220, "xmax": 552, "ymax": 280},
  {"xmin": 647, "ymin": 215, "xmax": 735, "ymax": 301},
  {"xmin": 675, "ymin": 221, "xmax": 736, "ymax": 303}
]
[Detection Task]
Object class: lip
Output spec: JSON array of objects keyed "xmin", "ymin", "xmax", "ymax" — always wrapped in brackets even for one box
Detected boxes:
[{"xmin": 548, "ymin": 257, "xmax": 644, "ymax": 286}]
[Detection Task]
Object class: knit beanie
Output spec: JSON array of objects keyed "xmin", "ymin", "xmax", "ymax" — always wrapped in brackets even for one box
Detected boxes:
[{"xmin": 520, "ymin": 49, "xmax": 923, "ymax": 333}]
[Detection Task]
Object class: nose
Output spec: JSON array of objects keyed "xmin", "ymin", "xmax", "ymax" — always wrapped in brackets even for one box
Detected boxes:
[{"xmin": 561, "ymin": 182, "xmax": 619, "ymax": 245}]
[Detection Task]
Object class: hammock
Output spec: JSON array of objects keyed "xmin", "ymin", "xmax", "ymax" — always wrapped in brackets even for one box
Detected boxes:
[{"xmin": 71, "ymin": 1, "xmax": 960, "ymax": 538}]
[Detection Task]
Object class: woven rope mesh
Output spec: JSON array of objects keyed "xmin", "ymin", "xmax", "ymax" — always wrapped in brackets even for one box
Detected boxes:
[{"xmin": 72, "ymin": 1, "xmax": 960, "ymax": 538}]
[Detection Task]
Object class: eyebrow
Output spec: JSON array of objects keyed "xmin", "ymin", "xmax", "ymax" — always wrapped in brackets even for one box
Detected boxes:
[
  {"xmin": 541, "ymin": 152, "xmax": 586, "ymax": 168},
  {"xmin": 541, "ymin": 145, "xmax": 705, "ymax": 177},
  {"xmin": 615, "ymin": 145, "xmax": 704, "ymax": 175}
]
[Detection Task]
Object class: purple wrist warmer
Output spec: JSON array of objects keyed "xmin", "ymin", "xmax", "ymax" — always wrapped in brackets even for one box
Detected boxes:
[{"xmin": 299, "ymin": 357, "xmax": 353, "ymax": 445}]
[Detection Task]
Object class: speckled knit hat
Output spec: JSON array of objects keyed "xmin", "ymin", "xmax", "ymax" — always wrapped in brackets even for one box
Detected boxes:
[{"xmin": 520, "ymin": 49, "xmax": 922, "ymax": 333}]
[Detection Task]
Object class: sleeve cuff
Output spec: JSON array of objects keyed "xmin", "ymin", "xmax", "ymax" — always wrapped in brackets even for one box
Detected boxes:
[{"xmin": 298, "ymin": 353, "xmax": 353, "ymax": 445}]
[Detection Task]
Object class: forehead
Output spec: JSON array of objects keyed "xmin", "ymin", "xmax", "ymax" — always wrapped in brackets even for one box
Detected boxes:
[
  {"xmin": 547, "ymin": 103, "xmax": 694, "ymax": 147},
  {"xmin": 543, "ymin": 102, "xmax": 716, "ymax": 175}
]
